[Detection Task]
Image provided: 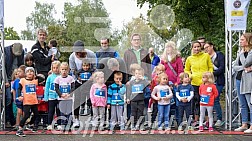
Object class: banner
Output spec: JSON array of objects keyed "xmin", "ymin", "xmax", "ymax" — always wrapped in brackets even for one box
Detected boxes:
[
  {"xmin": 0, "ymin": 0, "xmax": 3, "ymax": 30},
  {"xmin": 226, "ymin": 0, "xmax": 251, "ymax": 31}
]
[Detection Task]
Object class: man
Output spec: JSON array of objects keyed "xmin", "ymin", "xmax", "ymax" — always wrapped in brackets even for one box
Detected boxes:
[
  {"xmin": 4, "ymin": 43, "xmax": 24, "ymax": 127},
  {"xmin": 31, "ymin": 29, "xmax": 54, "ymax": 79},
  {"xmin": 96, "ymin": 38, "xmax": 120, "ymax": 59},
  {"xmin": 197, "ymin": 37, "xmax": 206, "ymax": 50},
  {"xmin": 148, "ymin": 47, "xmax": 160, "ymax": 72}
]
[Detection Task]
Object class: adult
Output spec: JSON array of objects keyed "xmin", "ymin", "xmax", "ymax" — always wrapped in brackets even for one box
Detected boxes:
[
  {"xmin": 233, "ymin": 33, "xmax": 252, "ymax": 133},
  {"xmin": 197, "ymin": 37, "xmax": 206, "ymax": 50},
  {"xmin": 31, "ymin": 29, "xmax": 54, "ymax": 79},
  {"xmin": 4, "ymin": 43, "xmax": 24, "ymax": 127},
  {"xmin": 149, "ymin": 47, "xmax": 160, "ymax": 72},
  {"xmin": 204, "ymin": 42, "xmax": 225, "ymax": 127},
  {"xmin": 123, "ymin": 33, "xmax": 151, "ymax": 81},
  {"xmin": 96, "ymin": 38, "xmax": 120, "ymax": 59},
  {"xmin": 69, "ymin": 40, "xmax": 97, "ymax": 75},
  {"xmin": 184, "ymin": 41, "xmax": 213, "ymax": 123},
  {"xmin": 161, "ymin": 41, "xmax": 184, "ymax": 85}
]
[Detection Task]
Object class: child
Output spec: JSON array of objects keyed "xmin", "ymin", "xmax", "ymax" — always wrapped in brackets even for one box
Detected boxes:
[
  {"xmin": 176, "ymin": 72, "xmax": 194, "ymax": 130},
  {"xmin": 73, "ymin": 58, "xmax": 94, "ymax": 127},
  {"xmin": 54, "ymin": 62, "xmax": 75, "ymax": 131},
  {"xmin": 151, "ymin": 73, "xmax": 173, "ymax": 131},
  {"xmin": 126, "ymin": 68, "xmax": 150, "ymax": 131},
  {"xmin": 48, "ymin": 39, "xmax": 61, "ymax": 60},
  {"xmin": 90, "ymin": 71, "xmax": 107, "ymax": 131},
  {"xmin": 107, "ymin": 71, "xmax": 126, "ymax": 131},
  {"xmin": 24, "ymin": 52, "xmax": 35, "ymax": 68},
  {"xmin": 16, "ymin": 67, "xmax": 40, "ymax": 137},
  {"xmin": 12, "ymin": 66, "xmax": 26, "ymax": 130},
  {"xmin": 198, "ymin": 72, "xmax": 218, "ymax": 132},
  {"xmin": 44, "ymin": 61, "xmax": 61, "ymax": 130}
]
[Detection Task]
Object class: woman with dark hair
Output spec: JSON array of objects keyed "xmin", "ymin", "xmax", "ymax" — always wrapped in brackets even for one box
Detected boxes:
[
  {"xmin": 184, "ymin": 41, "xmax": 213, "ymax": 125},
  {"xmin": 204, "ymin": 42, "xmax": 225, "ymax": 127}
]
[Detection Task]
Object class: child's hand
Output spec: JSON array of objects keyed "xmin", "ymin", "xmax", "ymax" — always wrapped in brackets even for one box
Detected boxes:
[
  {"xmin": 118, "ymin": 81, "xmax": 122, "ymax": 87},
  {"xmin": 157, "ymin": 97, "xmax": 161, "ymax": 101},
  {"xmin": 163, "ymin": 97, "xmax": 169, "ymax": 101},
  {"xmin": 139, "ymin": 76, "xmax": 144, "ymax": 80},
  {"xmin": 182, "ymin": 98, "xmax": 188, "ymax": 103},
  {"xmin": 107, "ymin": 105, "xmax": 111, "ymax": 109},
  {"xmin": 64, "ymin": 94, "xmax": 70, "ymax": 99},
  {"xmin": 18, "ymin": 96, "xmax": 23, "ymax": 102},
  {"xmin": 126, "ymin": 99, "xmax": 130, "ymax": 104}
]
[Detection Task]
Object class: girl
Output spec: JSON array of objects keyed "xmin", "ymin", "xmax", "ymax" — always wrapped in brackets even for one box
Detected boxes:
[
  {"xmin": 16, "ymin": 67, "xmax": 39, "ymax": 137},
  {"xmin": 151, "ymin": 73, "xmax": 173, "ymax": 131},
  {"xmin": 54, "ymin": 62, "xmax": 75, "ymax": 131},
  {"xmin": 44, "ymin": 61, "xmax": 61, "ymax": 130},
  {"xmin": 198, "ymin": 72, "xmax": 218, "ymax": 132},
  {"xmin": 24, "ymin": 52, "xmax": 35, "ymax": 68},
  {"xmin": 90, "ymin": 71, "xmax": 107, "ymax": 131}
]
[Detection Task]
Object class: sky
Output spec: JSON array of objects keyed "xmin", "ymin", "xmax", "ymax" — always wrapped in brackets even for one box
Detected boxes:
[{"xmin": 3, "ymin": 0, "xmax": 149, "ymax": 35}]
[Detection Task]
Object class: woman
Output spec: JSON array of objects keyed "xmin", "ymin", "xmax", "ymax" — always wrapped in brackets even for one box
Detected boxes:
[
  {"xmin": 184, "ymin": 41, "xmax": 213, "ymax": 123},
  {"xmin": 233, "ymin": 33, "xmax": 252, "ymax": 133},
  {"xmin": 203, "ymin": 42, "xmax": 225, "ymax": 127}
]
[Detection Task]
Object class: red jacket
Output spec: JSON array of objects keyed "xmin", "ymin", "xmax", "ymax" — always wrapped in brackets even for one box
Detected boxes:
[{"xmin": 199, "ymin": 83, "xmax": 218, "ymax": 106}]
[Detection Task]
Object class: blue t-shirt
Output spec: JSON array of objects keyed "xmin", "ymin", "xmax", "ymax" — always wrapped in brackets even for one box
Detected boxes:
[
  {"xmin": 12, "ymin": 78, "xmax": 23, "ymax": 105},
  {"xmin": 176, "ymin": 84, "xmax": 194, "ymax": 106}
]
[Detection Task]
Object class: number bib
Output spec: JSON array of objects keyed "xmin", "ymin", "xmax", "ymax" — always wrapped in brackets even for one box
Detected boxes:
[
  {"xmin": 95, "ymin": 89, "xmax": 106, "ymax": 98},
  {"xmin": 80, "ymin": 72, "xmax": 91, "ymax": 81},
  {"xmin": 111, "ymin": 93, "xmax": 122, "ymax": 102},
  {"xmin": 200, "ymin": 95, "xmax": 210, "ymax": 104},
  {"xmin": 50, "ymin": 83, "xmax": 55, "ymax": 92},
  {"xmin": 179, "ymin": 89, "xmax": 190, "ymax": 98},
  {"xmin": 132, "ymin": 84, "xmax": 144, "ymax": 93},
  {"xmin": 160, "ymin": 89, "xmax": 169, "ymax": 98},
  {"xmin": 59, "ymin": 84, "xmax": 70, "ymax": 94},
  {"xmin": 25, "ymin": 84, "xmax": 36, "ymax": 94}
]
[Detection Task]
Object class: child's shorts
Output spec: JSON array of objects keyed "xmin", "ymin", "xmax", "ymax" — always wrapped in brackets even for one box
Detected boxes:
[{"xmin": 16, "ymin": 103, "xmax": 23, "ymax": 111}]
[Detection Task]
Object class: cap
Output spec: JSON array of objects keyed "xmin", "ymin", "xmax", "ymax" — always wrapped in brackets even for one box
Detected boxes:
[
  {"xmin": 73, "ymin": 40, "xmax": 85, "ymax": 52},
  {"xmin": 25, "ymin": 67, "xmax": 35, "ymax": 73}
]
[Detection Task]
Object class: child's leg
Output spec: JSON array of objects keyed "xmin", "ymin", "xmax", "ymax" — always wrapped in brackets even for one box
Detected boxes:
[
  {"xmin": 99, "ymin": 107, "xmax": 105, "ymax": 129},
  {"xmin": 117, "ymin": 105, "xmax": 124, "ymax": 129},
  {"xmin": 164, "ymin": 104, "xmax": 171, "ymax": 128},
  {"xmin": 136, "ymin": 101, "xmax": 145, "ymax": 127},
  {"xmin": 130, "ymin": 101, "xmax": 137, "ymax": 126},
  {"xmin": 148, "ymin": 98, "xmax": 153, "ymax": 108},
  {"xmin": 177, "ymin": 105, "xmax": 184, "ymax": 126},
  {"xmin": 19, "ymin": 105, "xmax": 31, "ymax": 128},
  {"xmin": 110, "ymin": 105, "xmax": 116, "ymax": 130},
  {"xmin": 92, "ymin": 106, "xmax": 99, "ymax": 128},
  {"xmin": 157, "ymin": 104, "xmax": 164, "ymax": 128},
  {"xmin": 31, "ymin": 105, "xmax": 39, "ymax": 129},
  {"xmin": 185, "ymin": 103, "xmax": 192, "ymax": 122},
  {"xmin": 199, "ymin": 106, "xmax": 207, "ymax": 127},
  {"xmin": 151, "ymin": 102, "xmax": 158, "ymax": 124},
  {"xmin": 48, "ymin": 100, "xmax": 56, "ymax": 125},
  {"xmin": 16, "ymin": 108, "xmax": 23, "ymax": 126},
  {"xmin": 207, "ymin": 106, "xmax": 214, "ymax": 127}
]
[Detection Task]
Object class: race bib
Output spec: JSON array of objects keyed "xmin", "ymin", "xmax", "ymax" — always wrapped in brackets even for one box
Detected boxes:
[
  {"xmin": 179, "ymin": 89, "xmax": 190, "ymax": 98},
  {"xmin": 59, "ymin": 84, "xmax": 70, "ymax": 94},
  {"xmin": 132, "ymin": 84, "xmax": 144, "ymax": 93},
  {"xmin": 25, "ymin": 84, "xmax": 36, "ymax": 94},
  {"xmin": 160, "ymin": 89, "xmax": 169, "ymax": 98},
  {"xmin": 207, "ymin": 87, "xmax": 212, "ymax": 92},
  {"xmin": 200, "ymin": 95, "xmax": 210, "ymax": 104},
  {"xmin": 80, "ymin": 72, "xmax": 91, "ymax": 81},
  {"xmin": 50, "ymin": 83, "xmax": 55, "ymax": 92},
  {"xmin": 111, "ymin": 93, "xmax": 122, "ymax": 102},
  {"xmin": 95, "ymin": 88, "xmax": 106, "ymax": 98}
]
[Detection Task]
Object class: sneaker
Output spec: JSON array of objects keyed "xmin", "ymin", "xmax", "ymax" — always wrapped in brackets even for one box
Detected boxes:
[
  {"xmin": 178, "ymin": 126, "xmax": 183, "ymax": 131},
  {"xmin": 147, "ymin": 108, "xmax": 152, "ymax": 113},
  {"xmin": 165, "ymin": 127, "xmax": 171, "ymax": 131},
  {"xmin": 198, "ymin": 126, "xmax": 204, "ymax": 132},
  {"xmin": 131, "ymin": 127, "xmax": 136, "ymax": 131},
  {"xmin": 80, "ymin": 108, "xmax": 85, "ymax": 116},
  {"xmin": 192, "ymin": 121, "xmax": 199, "ymax": 129},
  {"xmin": 47, "ymin": 125, "xmax": 53, "ymax": 130},
  {"xmin": 16, "ymin": 130, "xmax": 26, "ymax": 137},
  {"xmin": 244, "ymin": 129, "xmax": 252, "ymax": 134},
  {"xmin": 32, "ymin": 128, "xmax": 37, "ymax": 133},
  {"xmin": 57, "ymin": 125, "xmax": 63, "ymax": 130},
  {"xmin": 214, "ymin": 120, "xmax": 222, "ymax": 127},
  {"xmin": 209, "ymin": 127, "xmax": 214, "ymax": 132},
  {"xmin": 158, "ymin": 127, "xmax": 163, "ymax": 131},
  {"xmin": 234, "ymin": 126, "xmax": 248, "ymax": 132},
  {"xmin": 25, "ymin": 125, "xmax": 32, "ymax": 131},
  {"xmin": 188, "ymin": 126, "xmax": 194, "ymax": 130},
  {"xmin": 72, "ymin": 119, "xmax": 80, "ymax": 128}
]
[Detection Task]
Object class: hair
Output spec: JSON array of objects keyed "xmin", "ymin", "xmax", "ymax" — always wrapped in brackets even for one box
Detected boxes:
[
  {"xmin": 153, "ymin": 64, "xmax": 165, "ymax": 74},
  {"xmin": 101, "ymin": 37, "xmax": 110, "ymax": 43},
  {"xmin": 49, "ymin": 39, "xmax": 57, "ymax": 47},
  {"xmin": 60, "ymin": 62, "xmax": 69, "ymax": 69},
  {"xmin": 157, "ymin": 72, "xmax": 168, "ymax": 84},
  {"xmin": 202, "ymin": 72, "xmax": 215, "ymax": 84},
  {"xmin": 197, "ymin": 36, "xmax": 206, "ymax": 40},
  {"xmin": 131, "ymin": 33, "xmax": 141, "ymax": 40},
  {"xmin": 92, "ymin": 71, "xmax": 104, "ymax": 83},
  {"xmin": 51, "ymin": 60, "xmax": 61, "ymax": 70},
  {"xmin": 82, "ymin": 58, "xmax": 91, "ymax": 65},
  {"xmin": 25, "ymin": 52, "xmax": 34, "ymax": 62},
  {"xmin": 161, "ymin": 41, "xmax": 179, "ymax": 62},
  {"xmin": 107, "ymin": 58, "xmax": 119, "ymax": 69},
  {"xmin": 129, "ymin": 63, "xmax": 142, "ymax": 74},
  {"xmin": 179, "ymin": 72, "xmax": 190, "ymax": 83},
  {"xmin": 204, "ymin": 41, "xmax": 217, "ymax": 51},
  {"xmin": 242, "ymin": 32, "xmax": 252, "ymax": 48},
  {"xmin": 191, "ymin": 40, "xmax": 201, "ymax": 48},
  {"xmin": 37, "ymin": 28, "xmax": 47, "ymax": 36},
  {"xmin": 114, "ymin": 71, "xmax": 123, "ymax": 78},
  {"xmin": 11, "ymin": 69, "xmax": 18, "ymax": 81}
]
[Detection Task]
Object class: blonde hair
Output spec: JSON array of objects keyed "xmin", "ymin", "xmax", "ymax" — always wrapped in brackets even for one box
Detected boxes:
[
  {"xmin": 179, "ymin": 72, "xmax": 190, "ymax": 83},
  {"xmin": 161, "ymin": 41, "xmax": 179, "ymax": 62},
  {"xmin": 11, "ymin": 69, "xmax": 18, "ymax": 81},
  {"xmin": 51, "ymin": 61, "xmax": 61, "ymax": 70},
  {"xmin": 153, "ymin": 64, "xmax": 165, "ymax": 74},
  {"xmin": 92, "ymin": 71, "xmax": 104, "ymax": 83},
  {"xmin": 129, "ymin": 63, "xmax": 142, "ymax": 74},
  {"xmin": 135, "ymin": 67, "xmax": 144, "ymax": 76},
  {"xmin": 37, "ymin": 28, "xmax": 47, "ymax": 36},
  {"xmin": 157, "ymin": 72, "xmax": 168, "ymax": 84},
  {"xmin": 60, "ymin": 62, "xmax": 69, "ymax": 72},
  {"xmin": 202, "ymin": 72, "xmax": 215, "ymax": 84}
]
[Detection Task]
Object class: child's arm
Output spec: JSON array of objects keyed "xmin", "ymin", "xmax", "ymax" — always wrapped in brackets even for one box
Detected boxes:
[
  {"xmin": 55, "ymin": 84, "xmax": 63, "ymax": 98},
  {"xmin": 90, "ymin": 85, "xmax": 95, "ymax": 106},
  {"xmin": 69, "ymin": 82, "xmax": 75, "ymax": 97},
  {"xmin": 44, "ymin": 77, "xmax": 50, "ymax": 101},
  {"xmin": 151, "ymin": 87, "xmax": 159, "ymax": 101},
  {"xmin": 119, "ymin": 84, "xmax": 126, "ymax": 95},
  {"xmin": 17, "ymin": 83, "xmax": 23, "ymax": 101},
  {"xmin": 166, "ymin": 87, "xmax": 174, "ymax": 99},
  {"xmin": 107, "ymin": 86, "xmax": 112, "ymax": 109},
  {"xmin": 187, "ymin": 86, "xmax": 194, "ymax": 102},
  {"xmin": 126, "ymin": 81, "xmax": 131, "ymax": 103},
  {"xmin": 213, "ymin": 85, "xmax": 219, "ymax": 99},
  {"xmin": 176, "ymin": 91, "xmax": 182, "ymax": 102}
]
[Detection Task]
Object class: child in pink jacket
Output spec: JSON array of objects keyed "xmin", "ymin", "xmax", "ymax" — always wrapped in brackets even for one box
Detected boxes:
[{"xmin": 90, "ymin": 71, "xmax": 107, "ymax": 131}]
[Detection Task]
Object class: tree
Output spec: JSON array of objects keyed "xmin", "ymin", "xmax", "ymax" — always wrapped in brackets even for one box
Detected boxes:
[
  {"xmin": 4, "ymin": 27, "xmax": 20, "ymax": 40},
  {"xmin": 21, "ymin": 1, "xmax": 57, "ymax": 40}
]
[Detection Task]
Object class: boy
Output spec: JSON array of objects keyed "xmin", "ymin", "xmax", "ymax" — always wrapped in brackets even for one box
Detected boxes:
[{"xmin": 48, "ymin": 39, "xmax": 61, "ymax": 60}]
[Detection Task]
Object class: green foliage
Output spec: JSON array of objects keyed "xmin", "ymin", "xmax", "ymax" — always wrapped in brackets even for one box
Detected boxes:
[{"xmin": 4, "ymin": 27, "xmax": 20, "ymax": 40}]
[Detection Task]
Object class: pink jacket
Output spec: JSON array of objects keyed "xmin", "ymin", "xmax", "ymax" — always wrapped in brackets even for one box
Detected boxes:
[
  {"xmin": 161, "ymin": 57, "xmax": 184, "ymax": 85},
  {"xmin": 90, "ymin": 83, "xmax": 107, "ymax": 107}
]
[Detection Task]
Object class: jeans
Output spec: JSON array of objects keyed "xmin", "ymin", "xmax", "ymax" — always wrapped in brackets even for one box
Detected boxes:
[
  {"xmin": 236, "ymin": 79, "xmax": 252, "ymax": 124},
  {"xmin": 157, "ymin": 104, "xmax": 170, "ymax": 128},
  {"xmin": 214, "ymin": 84, "xmax": 224, "ymax": 120}
]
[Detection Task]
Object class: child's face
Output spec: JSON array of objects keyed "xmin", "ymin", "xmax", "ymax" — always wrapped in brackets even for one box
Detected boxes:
[
  {"xmin": 82, "ymin": 63, "xmax": 90, "ymax": 71},
  {"xmin": 52, "ymin": 64, "xmax": 60, "ymax": 74},
  {"xmin": 60, "ymin": 65, "xmax": 69, "ymax": 77},
  {"xmin": 202, "ymin": 75, "xmax": 208, "ymax": 83},
  {"xmin": 114, "ymin": 74, "xmax": 122, "ymax": 85},
  {"xmin": 17, "ymin": 68, "xmax": 25, "ymax": 78},
  {"xmin": 96, "ymin": 74, "xmax": 104, "ymax": 84},
  {"xmin": 135, "ymin": 70, "xmax": 143, "ymax": 80},
  {"xmin": 26, "ymin": 60, "xmax": 33, "ymax": 67},
  {"xmin": 160, "ymin": 76, "xmax": 168, "ymax": 85},
  {"xmin": 26, "ymin": 70, "xmax": 35, "ymax": 79},
  {"xmin": 183, "ymin": 75, "xmax": 190, "ymax": 83}
]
